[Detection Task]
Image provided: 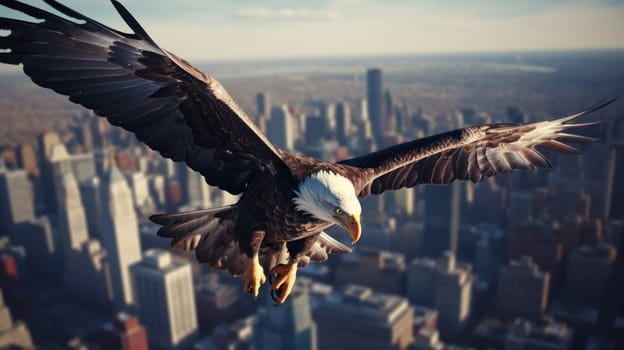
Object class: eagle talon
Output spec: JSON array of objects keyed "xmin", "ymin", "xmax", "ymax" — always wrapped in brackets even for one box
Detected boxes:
[
  {"xmin": 270, "ymin": 263, "xmax": 298, "ymax": 304},
  {"xmin": 243, "ymin": 255, "xmax": 266, "ymax": 298}
]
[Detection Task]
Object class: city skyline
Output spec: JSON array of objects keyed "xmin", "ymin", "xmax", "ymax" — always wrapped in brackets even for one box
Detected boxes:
[
  {"xmin": 0, "ymin": 5, "xmax": 622, "ymax": 345},
  {"xmin": 0, "ymin": 0, "xmax": 622, "ymax": 62}
]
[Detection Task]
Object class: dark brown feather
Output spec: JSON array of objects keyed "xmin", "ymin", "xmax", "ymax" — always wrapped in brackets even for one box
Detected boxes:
[{"xmin": 0, "ymin": 0, "xmax": 289, "ymax": 195}]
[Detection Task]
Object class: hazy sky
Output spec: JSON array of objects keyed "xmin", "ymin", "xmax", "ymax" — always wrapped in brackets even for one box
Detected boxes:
[{"xmin": 1, "ymin": 0, "xmax": 623, "ymax": 61}]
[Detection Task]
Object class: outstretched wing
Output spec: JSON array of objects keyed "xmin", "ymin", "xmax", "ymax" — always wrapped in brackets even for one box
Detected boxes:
[
  {"xmin": 340, "ymin": 99, "xmax": 616, "ymax": 197},
  {"xmin": 0, "ymin": 0, "xmax": 287, "ymax": 194}
]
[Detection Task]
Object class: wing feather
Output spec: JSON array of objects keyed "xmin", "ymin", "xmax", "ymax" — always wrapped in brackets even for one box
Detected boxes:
[
  {"xmin": 340, "ymin": 99, "xmax": 616, "ymax": 196},
  {"xmin": 0, "ymin": 0, "xmax": 288, "ymax": 194}
]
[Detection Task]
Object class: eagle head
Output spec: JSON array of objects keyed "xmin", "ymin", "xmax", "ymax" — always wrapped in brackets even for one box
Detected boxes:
[{"xmin": 293, "ymin": 170, "xmax": 362, "ymax": 244}]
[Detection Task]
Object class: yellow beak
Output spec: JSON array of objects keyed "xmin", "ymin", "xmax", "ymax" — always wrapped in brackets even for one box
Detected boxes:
[{"xmin": 338, "ymin": 214, "xmax": 361, "ymax": 244}]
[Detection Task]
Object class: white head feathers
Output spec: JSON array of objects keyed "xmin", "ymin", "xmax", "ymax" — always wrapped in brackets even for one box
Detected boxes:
[{"xmin": 293, "ymin": 170, "xmax": 361, "ymax": 222}]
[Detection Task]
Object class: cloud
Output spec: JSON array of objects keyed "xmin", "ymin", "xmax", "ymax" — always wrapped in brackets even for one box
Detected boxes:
[{"xmin": 235, "ymin": 7, "xmax": 339, "ymax": 21}]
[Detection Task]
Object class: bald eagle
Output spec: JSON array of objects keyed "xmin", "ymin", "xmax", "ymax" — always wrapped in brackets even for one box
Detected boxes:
[{"xmin": 0, "ymin": 0, "xmax": 615, "ymax": 303}]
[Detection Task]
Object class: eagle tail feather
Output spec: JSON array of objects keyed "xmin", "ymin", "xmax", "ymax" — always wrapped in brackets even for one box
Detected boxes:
[{"xmin": 150, "ymin": 206, "xmax": 248, "ymax": 275}]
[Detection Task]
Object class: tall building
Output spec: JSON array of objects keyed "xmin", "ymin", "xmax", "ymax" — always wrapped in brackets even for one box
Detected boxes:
[
  {"xmin": 79, "ymin": 177, "xmax": 103, "ymax": 240},
  {"xmin": 57, "ymin": 172, "xmax": 89, "ymax": 257},
  {"xmin": 407, "ymin": 252, "xmax": 473, "ymax": 339},
  {"xmin": 98, "ymin": 312, "xmax": 148, "ymax": 350},
  {"xmin": 267, "ymin": 105, "xmax": 294, "ymax": 151},
  {"xmin": 423, "ymin": 183, "xmax": 461, "ymax": 257},
  {"xmin": 320, "ymin": 102, "xmax": 336, "ymax": 136},
  {"xmin": 255, "ymin": 286, "xmax": 317, "ymax": 350},
  {"xmin": 37, "ymin": 130, "xmax": 62, "ymax": 213},
  {"xmin": 314, "ymin": 285, "xmax": 414, "ymax": 350},
  {"xmin": 256, "ymin": 91, "xmax": 271, "ymax": 118},
  {"xmin": 367, "ymin": 68, "xmax": 384, "ymax": 146},
  {"xmin": 131, "ymin": 249, "xmax": 198, "ymax": 350},
  {"xmin": 100, "ymin": 163, "xmax": 142, "ymax": 310},
  {"xmin": 0, "ymin": 168, "xmax": 34, "ymax": 234},
  {"xmin": 335, "ymin": 101, "xmax": 351, "ymax": 145},
  {"xmin": 496, "ymin": 256, "xmax": 550, "ymax": 320},
  {"xmin": 49, "ymin": 143, "xmax": 74, "ymax": 215}
]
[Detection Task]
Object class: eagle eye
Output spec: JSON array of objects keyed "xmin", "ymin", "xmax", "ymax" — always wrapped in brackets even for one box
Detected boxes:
[{"xmin": 334, "ymin": 207, "xmax": 344, "ymax": 215}]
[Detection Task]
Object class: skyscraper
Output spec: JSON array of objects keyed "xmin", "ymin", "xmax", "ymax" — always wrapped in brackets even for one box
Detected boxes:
[
  {"xmin": 256, "ymin": 91, "xmax": 271, "ymax": 118},
  {"xmin": 100, "ymin": 162, "xmax": 142, "ymax": 310},
  {"xmin": 267, "ymin": 105, "xmax": 294, "ymax": 151},
  {"xmin": 57, "ymin": 172, "xmax": 89, "ymax": 257},
  {"xmin": 0, "ymin": 168, "xmax": 34, "ymax": 234},
  {"xmin": 367, "ymin": 68, "xmax": 384, "ymax": 146},
  {"xmin": 79, "ymin": 177, "xmax": 103, "ymax": 240},
  {"xmin": 49, "ymin": 143, "xmax": 74, "ymax": 215},
  {"xmin": 37, "ymin": 129, "xmax": 62, "ymax": 213},
  {"xmin": 255, "ymin": 286, "xmax": 317, "ymax": 350},
  {"xmin": 423, "ymin": 182, "xmax": 461, "ymax": 257},
  {"xmin": 314, "ymin": 285, "xmax": 414, "ymax": 350},
  {"xmin": 320, "ymin": 102, "xmax": 336, "ymax": 136},
  {"xmin": 131, "ymin": 249, "xmax": 198, "ymax": 350}
]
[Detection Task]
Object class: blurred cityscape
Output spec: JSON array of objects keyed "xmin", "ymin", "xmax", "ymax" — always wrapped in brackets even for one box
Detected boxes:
[{"xmin": 0, "ymin": 50, "xmax": 623, "ymax": 350}]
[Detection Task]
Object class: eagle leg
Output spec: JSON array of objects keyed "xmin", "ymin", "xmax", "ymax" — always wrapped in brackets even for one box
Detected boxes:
[
  {"xmin": 270, "ymin": 262, "xmax": 298, "ymax": 304},
  {"xmin": 243, "ymin": 230, "xmax": 266, "ymax": 298}
]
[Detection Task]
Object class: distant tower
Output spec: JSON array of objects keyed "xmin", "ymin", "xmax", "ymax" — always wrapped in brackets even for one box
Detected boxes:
[
  {"xmin": 268, "ymin": 105, "xmax": 294, "ymax": 151},
  {"xmin": 131, "ymin": 249, "xmax": 198, "ymax": 350},
  {"xmin": 335, "ymin": 101, "xmax": 351, "ymax": 145},
  {"xmin": 0, "ymin": 169, "xmax": 35, "ymax": 234},
  {"xmin": 57, "ymin": 172, "xmax": 89, "ymax": 258},
  {"xmin": 256, "ymin": 91, "xmax": 271, "ymax": 118},
  {"xmin": 255, "ymin": 287, "xmax": 317, "ymax": 350},
  {"xmin": 367, "ymin": 68, "xmax": 384, "ymax": 146},
  {"xmin": 320, "ymin": 102, "xmax": 336, "ymax": 135},
  {"xmin": 100, "ymin": 161, "xmax": 142, "ymax": 310}
]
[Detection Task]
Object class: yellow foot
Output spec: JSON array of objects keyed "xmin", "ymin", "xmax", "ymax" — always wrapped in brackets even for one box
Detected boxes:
[
  {"xmin": 271, "ymin": 263, "xmax": 298, "ymax": 304},
  {"xmin": 243, "ymin": 255, "xmax": 266, "ymax": 298}
]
